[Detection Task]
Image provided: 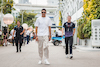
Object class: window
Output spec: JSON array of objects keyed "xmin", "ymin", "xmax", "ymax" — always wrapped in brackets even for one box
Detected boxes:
[
  {"xmin": 95, "ymin": 38, "xmax": 97, "ymax": 40},
  {"xmin": 95, "ymin": 35, "xmax": 97, "ymax": 37}
]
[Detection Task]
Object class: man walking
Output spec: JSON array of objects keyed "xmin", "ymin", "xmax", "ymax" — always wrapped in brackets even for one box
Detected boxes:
[
  {"xmin": 13, "ymin": 21, "xmax": 25, "ymax": 52},
  {"xmin": 62, "ymin": 16, "xmax": 75, "ymax": 59},
  {"xmin": 35, "ymin": 9, "xmax": 52, "ymax": 65}
]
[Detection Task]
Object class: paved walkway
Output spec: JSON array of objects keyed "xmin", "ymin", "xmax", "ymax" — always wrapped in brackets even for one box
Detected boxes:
[
  {"xmin": 76, "ymin": 45, "xmax": 100, "ymax": 51},
  {"xmin": 0, "ymin": 41, "xmax": 100, "ymax": 67}
]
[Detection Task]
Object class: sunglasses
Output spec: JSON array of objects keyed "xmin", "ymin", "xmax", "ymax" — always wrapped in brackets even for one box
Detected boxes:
[{"xmin": 42, "ymin": 12, "xmax": 46, "ymax": 13}]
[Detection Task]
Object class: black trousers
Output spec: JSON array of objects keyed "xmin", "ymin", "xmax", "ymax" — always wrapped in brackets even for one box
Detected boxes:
[
  {"xmin": 15, "ymin": 37, "xmax": 23, "ymax": 51},
  {"xmin": 65, "ymin": 36, "xmax": 73, "ymax": 55},
  {"xmin": 12, "ymin": 37, "xmax": 15, "ymax": 46},
  {"xmin": 27, "ymin": 35, "xmax": 30, "ymax": 44}
]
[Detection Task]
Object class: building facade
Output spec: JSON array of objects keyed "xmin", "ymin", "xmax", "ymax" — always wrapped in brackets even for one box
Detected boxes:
[
  {"xmin": 54, "ymin": 0, "xmax": 83, "ymax": 25},
  {"xmin": 47, "ymin": 0, "xmax": 59, "ymax": 5},
  {"xmin": 19, "ymin": 0, "xmax": 30, "ymax": 4}
]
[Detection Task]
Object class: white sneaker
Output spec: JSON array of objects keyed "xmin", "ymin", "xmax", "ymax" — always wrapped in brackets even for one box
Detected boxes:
[
  {"xmin": 44, "ymin": 59, "xmax": 50, "ymax": 65},
  {"xmin": 70, "ymin": 54, "xmax": 73, "ymax": 59},
  {"xmin": 38, "ymin": 60, "xmax": 42, "ymax": 64},
  {"xmin": 66, "ymin": 54, "xmax": 68, "ymax": 58}
]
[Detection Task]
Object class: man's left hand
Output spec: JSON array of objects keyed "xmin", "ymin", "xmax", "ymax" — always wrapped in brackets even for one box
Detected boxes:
[{"xmin": 20, "ymin": 32, "xmax": 23, "ymax": 35}]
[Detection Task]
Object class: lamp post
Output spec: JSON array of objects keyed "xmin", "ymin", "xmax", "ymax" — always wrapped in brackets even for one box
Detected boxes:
[{"xmin": 22, "ymin": 11, "xmax": 24, "ymax": 24}]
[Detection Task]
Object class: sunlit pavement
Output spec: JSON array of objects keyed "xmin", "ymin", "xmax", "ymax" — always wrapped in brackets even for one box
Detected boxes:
[{"xmin": 0, "ymin": 40, "xmax": 100, "ymax": 67}]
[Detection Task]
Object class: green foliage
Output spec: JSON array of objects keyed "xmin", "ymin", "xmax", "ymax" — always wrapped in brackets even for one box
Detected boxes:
[
  {"xmin": 77, "ymin": 0, "xmax": 100, "ymax": 39},
  {"xmin": 7, "ymin": 11, "xmax": 36, "ymax": 32},
  {"xmin": 77, "ymin": 18, "xmax": 86, "ymax": 26},
  {"xmin": 17, "ymin": 11, "xmax": 37, "ymax": 28},
  {"xmin": 77, "ymin": 18, "xmax": 91, "ymax": 39},
  {"xmin": 82, "ymin": 21, "xmax": 91, "ymax": 38},
  {"xmin": 8, "ymin": 21, "xmax": 17, "ymax": 32},
  {"xmin": 77, "ymin": 23, "xmax": 84, "ymax": 39},
  {"xmin": 97, "ymin": 6, "xmax": 100, "ymax": 19},
  {"xmin": 0, "ymin": 0, "xmax": 15, "ymax": 14}
]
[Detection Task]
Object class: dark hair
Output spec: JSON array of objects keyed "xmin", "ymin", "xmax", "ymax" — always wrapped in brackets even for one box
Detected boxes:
[{"xmin": 41, "ymin": 9, "xmax": 46, "ymax": 12}]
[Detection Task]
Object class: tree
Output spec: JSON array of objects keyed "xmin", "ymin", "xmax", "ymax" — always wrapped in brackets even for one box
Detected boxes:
[
  {"xmin": 77, "ymin": 0, "xmax": 100, "ymax": 39},
  {"xmin": 17, "ymin": 11, "xmax": 37, "ymax": 28},
  {"xmin": 0, "ymin": 0, "xmax": 15, "ymax": 14},
  {"xmin": 58, "ymin": 11, "xmax": 62, "ymax": 29}
]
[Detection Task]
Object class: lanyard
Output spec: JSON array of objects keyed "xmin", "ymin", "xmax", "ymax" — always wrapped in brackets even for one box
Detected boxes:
[{"xmin": 66, "ymin": 22, "xmax": 72, "ymax": 32}]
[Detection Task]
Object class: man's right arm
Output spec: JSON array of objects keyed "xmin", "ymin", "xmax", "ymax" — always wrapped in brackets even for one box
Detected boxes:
[
  {"xmin": 35, "ymin": 27, "xmax": 38, "ymax": 36},
  {"xmin": 35, "ymin": 26, "xmax": 38, "ymax": 41},
  {"xmin": 13, "ymin": 27, "xmax": 16, "ymax": 39},
  {"xmin": 35, "ymin": 18, "xmax": 39, "ymax": 41},
  {"xmin": 62, "ymin": 23, "xmax": 65, "ymax": 36},
  {"xmin": 62, "ymin": 28, "xmax": 64, "ymax": 36},
  {"xmin": 12, "ymin": 30, "xmax": 15, "ymax": 39}
]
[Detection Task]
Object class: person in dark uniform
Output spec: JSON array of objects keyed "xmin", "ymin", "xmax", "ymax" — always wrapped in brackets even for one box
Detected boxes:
[{"xmin": 13, "ymin": 21, "xmax": 25, "ymax": 52}]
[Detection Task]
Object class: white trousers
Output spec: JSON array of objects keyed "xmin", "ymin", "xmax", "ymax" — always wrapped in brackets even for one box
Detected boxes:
[{"xmin": 38, "ymin": 36, "xmax": 49, "ymax": 60}]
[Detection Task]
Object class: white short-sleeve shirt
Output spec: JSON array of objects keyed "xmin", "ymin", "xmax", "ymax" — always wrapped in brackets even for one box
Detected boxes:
[
  {"xmin": 35, "ymin": 16, "xmax": 52, "ymax": 36},
  {"xmin": 26, "ymin": 30, "xmax": 30, "ymax": 36},
  {"xmin": 57, "ymin": 30, "xmax": 62, "ymax": 36}
]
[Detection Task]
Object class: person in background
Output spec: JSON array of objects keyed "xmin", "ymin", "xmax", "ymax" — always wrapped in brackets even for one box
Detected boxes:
[
  {"xmin": 10, "ymin": 28, "xmax": 16, "ymax": 46},
  {"xmin": 30, "ymin": 32, "xmax": 33, "ymax": 41},
  {"xmin": 55, "ymin": 32, "xmax": 58, "ymax": 37},
  {"xmin": 35, "ymin": 9, "xmax": 52, "ymax": 65},
  {"xmin": 62, "ymin": 16, "xmax": 75, "ymax": 59},
  {"xmin": 3, "ymin": 28, "xmax": 8, "ymax": 46},
  {"xmin": 57, "ymin": 29, "xmax": 62, "ymax": 37},
  {"xmin": 8, "ymin": 33, "xmax": 12, "ymax": 43},
  {"xmin": 26, "ymin": 29, "xmax": 30, "ymax": 44},
  {"xmin": 13, "ymin": 21, "xmax": 25, "ymax": 53}
]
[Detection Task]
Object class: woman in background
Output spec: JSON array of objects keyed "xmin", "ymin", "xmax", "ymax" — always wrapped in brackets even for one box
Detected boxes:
[{"xmin": 3, "ymin": 28, "xmax": 8, "ymax": 46}]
